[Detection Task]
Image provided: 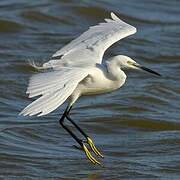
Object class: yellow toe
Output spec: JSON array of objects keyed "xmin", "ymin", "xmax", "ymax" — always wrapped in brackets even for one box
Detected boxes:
[
  {"xmin": 82, "ymin": 143, "xmax": 101, "ymax": 165},
  {"xmin": 86, "ymin": 137, "xmax": 104, "ymax": 158}
]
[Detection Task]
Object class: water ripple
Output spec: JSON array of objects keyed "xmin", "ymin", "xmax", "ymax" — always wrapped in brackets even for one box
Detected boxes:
[{"xmin": 0, "ymin": 0, "xmax": 180, "ymax": 178}]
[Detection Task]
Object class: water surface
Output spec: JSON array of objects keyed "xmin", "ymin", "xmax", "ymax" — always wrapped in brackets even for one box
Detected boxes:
[{"xmin": 0, "ymin": 0, "xmax": 180, "ymax": 179}]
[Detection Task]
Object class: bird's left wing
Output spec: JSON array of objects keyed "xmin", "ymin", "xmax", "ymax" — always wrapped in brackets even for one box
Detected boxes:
[
  {"xmin": 20, "ymin": 67, "xmax": 89, "ymax": 116},
  {"xmin": 42, "ymin": 12, "xmax": 136, "ymax": 69}
]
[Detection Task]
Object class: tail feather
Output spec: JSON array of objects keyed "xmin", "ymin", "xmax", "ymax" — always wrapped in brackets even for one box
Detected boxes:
[{"xmin": 28, "ymin": 59, "xmax": 49, "ymax": 70}]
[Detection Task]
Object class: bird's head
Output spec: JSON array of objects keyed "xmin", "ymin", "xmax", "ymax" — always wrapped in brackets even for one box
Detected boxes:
[{"xmin": 113, "ymin": 55, "xmax": 161, "ymax": 76}]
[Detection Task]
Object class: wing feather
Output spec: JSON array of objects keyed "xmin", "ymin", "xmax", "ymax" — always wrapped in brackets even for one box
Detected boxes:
[
  {"xmin": 43, "ymin": 12, "xmax": 136, "ymax": 69},
  {"xmin": 20, "ymin": 12, "xmax": 137, "ymax": 116},
  {"xmin": 20, "ymin": 68, "xmax": 88, "ymax": 116},
  {"xmin": 26, "ymin": 68, "xmax": 83, "ymax": 98}
]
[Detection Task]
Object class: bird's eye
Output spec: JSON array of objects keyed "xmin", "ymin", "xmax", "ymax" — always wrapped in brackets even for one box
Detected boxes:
[{"xmin": 127, "ymin": 61, "xmax": 134, "ymax": 65}]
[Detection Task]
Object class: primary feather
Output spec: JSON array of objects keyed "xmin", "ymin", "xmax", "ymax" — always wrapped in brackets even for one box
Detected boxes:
[
  {"xmin": 20, "ymin": 12, "xmax": 137, "ymax": 116},
  {"xmin": 42, "ymin": 12, "xmax": 136, "ymax": 69},
  {"xmin": 20, "ymin": 68, "xmax": 88, "ymax": 116}
]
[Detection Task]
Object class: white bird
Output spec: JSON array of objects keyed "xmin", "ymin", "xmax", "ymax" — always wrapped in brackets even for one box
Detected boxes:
[{"xmin": 20, "ymin": 12, "xmax": 160, "ymax": 165}]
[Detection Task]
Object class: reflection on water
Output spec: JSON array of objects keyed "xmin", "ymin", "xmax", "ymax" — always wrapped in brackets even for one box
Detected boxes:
[{"xmin": 0, "ymin": 0, "xmax": 180, "ymax": 179}]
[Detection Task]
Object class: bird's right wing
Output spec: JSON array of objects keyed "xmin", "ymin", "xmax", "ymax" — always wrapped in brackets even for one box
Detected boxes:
[
  {"xmin": 42, "ymin": 12, "xmax": 136, "ymax": 69},
  {"xmin": 20, "ymin": 67, "xmax": 89, "ymax": 116}
]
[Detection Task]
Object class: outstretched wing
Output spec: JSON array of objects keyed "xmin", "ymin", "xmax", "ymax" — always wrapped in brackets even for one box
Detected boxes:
[
  {"xmin": 42, "ymin": 12, "xmax": 137, "ymax": 69},
  {"xmin": 20, "ymin": 68, "xmax": 89, "ymax": 116},
  {"xmin": 20, "ymin": 12, "xmax": 137, "ymax": 116}
]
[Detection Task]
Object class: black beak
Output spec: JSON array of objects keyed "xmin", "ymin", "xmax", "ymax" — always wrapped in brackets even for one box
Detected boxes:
[{"xmin": 134, "ymin": 64, "xmax": 161, "ymax": 77}]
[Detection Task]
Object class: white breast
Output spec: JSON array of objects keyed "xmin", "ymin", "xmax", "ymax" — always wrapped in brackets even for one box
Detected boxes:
[{"xmin": 75, "ymin": 66, "xmax": 126, "ymax": 96}]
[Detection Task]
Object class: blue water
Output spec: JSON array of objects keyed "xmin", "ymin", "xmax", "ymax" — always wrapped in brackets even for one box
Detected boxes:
[{"xmin": 0, "ymin": 0, "xmax": 180, "ymax": 179}]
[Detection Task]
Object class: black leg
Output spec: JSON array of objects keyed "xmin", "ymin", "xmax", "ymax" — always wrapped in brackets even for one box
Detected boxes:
[
  {"xmin": 59, "ymin": 106, "xmax": 103, "ymax": 165},
  {"xmin": 62, "ymin": 105, "xmax": 88, "ymax": 139},
  {"xmin": 59, "ymin": 107, "xmax": 83, "ymax": 146},
  {"xmin": 66, "ymin": 115, "xmax": 88, "ymax": 139}
]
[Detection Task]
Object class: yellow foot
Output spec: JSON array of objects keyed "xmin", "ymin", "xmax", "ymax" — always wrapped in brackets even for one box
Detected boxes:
[
  {"xmin": 82, "ymin": 143, "xmax": 101, "ymax": 165},
  {"xmin": 86, "ymin": 137, "xmax": 104, "ymax": 158}
]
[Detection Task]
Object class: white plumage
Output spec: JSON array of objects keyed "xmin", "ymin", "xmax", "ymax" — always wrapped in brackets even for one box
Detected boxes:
[
  {"xmin": 21, "ymin": 68, "xmax": 89, "ymax": 116},
  {"xmin": 19, "ymin": 12, "xmax": 162, "ymax": 165},
  {"xmin": 20, "ymin": 12, "xmax": 138, "ymax": 116},
  {"xmin": 42, "ymin": 12, "xmax": 136, "ymax": 69}
]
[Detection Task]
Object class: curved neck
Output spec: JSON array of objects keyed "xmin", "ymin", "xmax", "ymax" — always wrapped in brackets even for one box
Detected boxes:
[{"xmin": 106, "ymin": 59, "xmax": 127, "ymax": 81}]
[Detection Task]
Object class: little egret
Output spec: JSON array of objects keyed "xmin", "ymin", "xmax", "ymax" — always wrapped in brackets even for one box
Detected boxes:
[{"xmin": 20, "ymin": 12, "xmax": 160, "ymax": 165}]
